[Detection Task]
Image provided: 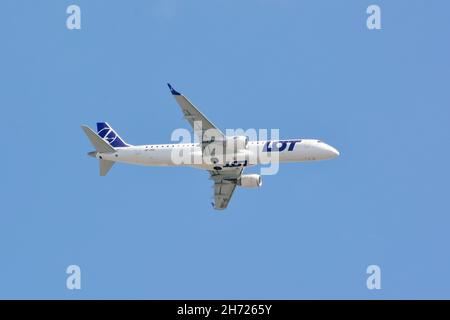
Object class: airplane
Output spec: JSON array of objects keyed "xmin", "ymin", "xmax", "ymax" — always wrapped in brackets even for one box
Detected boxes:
[{"xmin": 81, "ymin": 83, "xmax": 340, "ymax": 210}]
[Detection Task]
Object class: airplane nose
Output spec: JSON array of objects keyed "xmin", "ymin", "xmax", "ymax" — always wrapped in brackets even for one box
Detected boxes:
[
  {"xmin": 329, "ymin": 145, "xmax": 340, "ymax": 158},
  {"xmin": 321, "ymin": 143, "xmax": 340, "ymax": 159}
]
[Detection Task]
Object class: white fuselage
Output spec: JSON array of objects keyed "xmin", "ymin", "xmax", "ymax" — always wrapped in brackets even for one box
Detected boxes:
[{"xmin": 94, "ymin": 139, "xmax": 340, "ymax": 170}]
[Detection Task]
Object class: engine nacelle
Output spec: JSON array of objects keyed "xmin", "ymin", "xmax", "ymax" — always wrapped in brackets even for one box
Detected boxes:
[
  {"xmin": 238, "ymin": 174, "xmax": 262, "ymax": 188},
  {"xmin": 225, "ymin": 136, "xmax": 248, "ymax": 153}
]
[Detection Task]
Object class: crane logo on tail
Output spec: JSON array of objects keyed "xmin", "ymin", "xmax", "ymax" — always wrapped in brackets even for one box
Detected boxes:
[{"xmin": 96, "ymin": 122, "xmax": 129, "ymax": 148}]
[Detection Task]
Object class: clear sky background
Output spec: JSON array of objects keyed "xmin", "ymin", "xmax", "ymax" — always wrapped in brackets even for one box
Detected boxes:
[{"xmin": 1, "ymin": 0, "xmax": 449, "ymax": 299}]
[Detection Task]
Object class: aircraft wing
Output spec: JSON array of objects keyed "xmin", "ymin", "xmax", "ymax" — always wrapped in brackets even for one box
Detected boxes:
[
  {"xmin": 167, "ymin": 83, "xmax": 225, "ymax": 143},
  {"xmin": 167, "ymin": 84, "xmax": 241, "ymax": 209},
  {"xmin": 209, "ymin": 167, "xmax": 243, "ymax": 210}
]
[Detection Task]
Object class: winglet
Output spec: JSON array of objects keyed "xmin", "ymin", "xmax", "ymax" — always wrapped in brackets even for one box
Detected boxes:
[{"xmin": 167, "ymin": 83, "xmax": 180, "ymax": 95}]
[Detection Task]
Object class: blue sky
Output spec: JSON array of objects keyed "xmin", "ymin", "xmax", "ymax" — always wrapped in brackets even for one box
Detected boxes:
[{"xmin": 1, "ymin": 0, "xmax": 449, "ymax": 299}]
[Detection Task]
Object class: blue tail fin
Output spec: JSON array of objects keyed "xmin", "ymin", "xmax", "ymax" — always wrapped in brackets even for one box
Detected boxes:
[{"xmin": 96, "ymin": 122, "xmax": 130, "ymax": 148}]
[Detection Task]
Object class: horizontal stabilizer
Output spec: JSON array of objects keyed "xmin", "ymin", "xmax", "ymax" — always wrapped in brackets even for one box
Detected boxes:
[
  {"xmin": 81, "ymin": 125, "xmax": 116, "ymax": 153},
  {"xmin": 100, "ymin": 159, "xmax": 115, "ymax": 176}
]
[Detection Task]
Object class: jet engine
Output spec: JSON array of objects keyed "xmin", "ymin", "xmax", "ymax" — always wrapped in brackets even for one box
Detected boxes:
[{"xmin": 238, "ymin": 174, "xmax": 262, "ymax": 188}]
